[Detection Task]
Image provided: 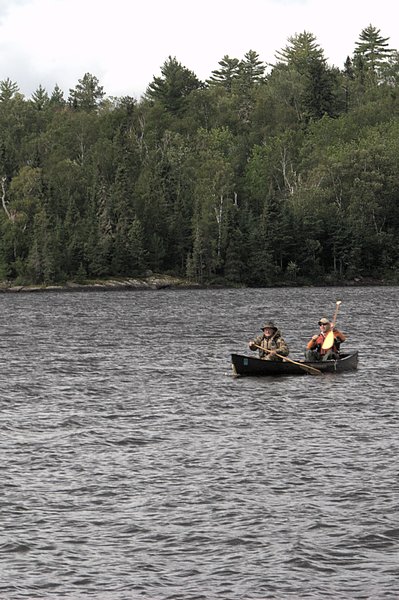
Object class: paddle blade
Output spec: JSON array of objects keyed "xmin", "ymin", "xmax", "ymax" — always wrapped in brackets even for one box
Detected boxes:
[
  {"xmin": 322, "ymin": 330, "xmax": 334, "ymax": 350},
  {"xmin": 307, "ymin": 365, "xmax": 322, "ymax": 375}
]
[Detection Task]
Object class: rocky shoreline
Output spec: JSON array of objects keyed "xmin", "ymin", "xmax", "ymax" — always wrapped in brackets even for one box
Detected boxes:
[
  {"xmin": 0, "ymin": 274, "xmax": 393, "ymax": 293},
  {"xmin": 0, "ymin": 275, "xmax": 201, "ymax": 293}
]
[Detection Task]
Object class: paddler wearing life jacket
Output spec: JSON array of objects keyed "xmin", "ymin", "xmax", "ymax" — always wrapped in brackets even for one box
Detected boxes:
[
  {"xmin": 305, "ymin": 317, "xmax": 346, "ymax": 362},
  {"xmin": 248, "ymin": 321, "xmax": 289, "ymax": 361}
]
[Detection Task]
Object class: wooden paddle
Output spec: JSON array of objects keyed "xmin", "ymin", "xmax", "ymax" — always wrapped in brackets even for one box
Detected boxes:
[
  {"xmin": 322, "ymin": 300, "xmax": 342, "ymax": 350},
  {"xmin": 252, "ymin": 343, "xmax": 322, "ymax": 375}
]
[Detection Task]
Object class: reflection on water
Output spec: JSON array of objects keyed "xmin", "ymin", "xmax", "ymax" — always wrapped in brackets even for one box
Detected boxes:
[{"xmin": 1, "ymin": 286, "xmax": 399, "ymax": 599}]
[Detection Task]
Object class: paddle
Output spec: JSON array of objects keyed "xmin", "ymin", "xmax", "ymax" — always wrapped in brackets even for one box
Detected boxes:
[
  {"xmin": 321, "ymin": 300, "xmax": 342, "ymax": 350},
  {"xmin": 252, "ymin": 343, "xmax": 322, "ymax": 376}
]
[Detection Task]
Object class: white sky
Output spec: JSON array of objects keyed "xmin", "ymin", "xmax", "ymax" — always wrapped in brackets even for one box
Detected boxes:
[{"xmin": 0, "ymin": 0, "xmax": 397, "ymax": 100}]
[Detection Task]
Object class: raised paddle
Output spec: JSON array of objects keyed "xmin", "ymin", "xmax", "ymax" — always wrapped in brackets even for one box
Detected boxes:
[
  {"xmin": 322, "ymin": 300, "xmax": 342, "ymax": 350},
  {"xmin": 252, "ymin": 343, "xmax": 322, "ymax": 376}
]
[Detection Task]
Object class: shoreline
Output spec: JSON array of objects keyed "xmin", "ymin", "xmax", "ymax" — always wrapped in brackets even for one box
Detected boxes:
[
  {"xmin": 0, "ymin": 274, "xmax": 394, "ymax": 293},
  {"xmin": 0, "ymin": 275, "xmax": 202, "ymax": 293}
]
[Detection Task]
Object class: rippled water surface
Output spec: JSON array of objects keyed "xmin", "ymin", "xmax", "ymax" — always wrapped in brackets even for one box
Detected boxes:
[{"xmin": 1, "ymin": 286, "xmax": 399, "ymax": 599}]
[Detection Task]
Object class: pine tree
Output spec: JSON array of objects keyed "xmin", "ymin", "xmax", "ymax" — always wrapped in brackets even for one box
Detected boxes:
[
  {"xmin": 207, "ymin": 55, "xmax": 240, "ymax": 92},
  {"xmin": 275, "ymin": 31, "xmax": 325, "ymax": 72},
  {"xmin": 31, "ymin": 85, "xmax": 50, "ymax": 110},
  {"xmin": 238, "ymin": 50, "xmax": 266, "ymax": 87},
  {"xmin": 50, "ymin": 84, "xmax": 66, "ymax": 107},
  {"xmin": 0, "ymin": 78, "xmax": 19, "ymax": 102},
  {"xmin": 354, "ymin": 24, "xmax": 396, "ymax": 83},
  {"xmin": 145, "ymin": 56, "xmax": 202, "ymax": 114},
  {"xmin": 68, "ymin": 73, "xmax": 105, "ymax": 111},
  {"xmin": 273, "ymin": 32, "xmax": 337, "ymax": 121},
  {"xmin": 302, "ymin": 59, "xmax": 338, "ymax": 119}
]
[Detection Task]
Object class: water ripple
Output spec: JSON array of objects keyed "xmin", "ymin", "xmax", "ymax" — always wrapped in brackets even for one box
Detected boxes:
[{"xmin": 1, "ymin": 287, "xmax": 399, "ymax": 599}]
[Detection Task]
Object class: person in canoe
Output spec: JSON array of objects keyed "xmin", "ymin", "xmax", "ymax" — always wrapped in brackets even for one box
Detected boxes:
[
  {"xmin": 305, "ymin": 317, "xmax": 346, "ymax": 361},
  {"xmin": 248, "ymin": 321, "xmax": 289, "ymax": 361}
]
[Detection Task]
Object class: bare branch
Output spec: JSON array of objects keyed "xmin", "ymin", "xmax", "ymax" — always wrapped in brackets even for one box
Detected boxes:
[{"xmin": 1, "ymin": 176, "xmax": 12, "ymax": 220}]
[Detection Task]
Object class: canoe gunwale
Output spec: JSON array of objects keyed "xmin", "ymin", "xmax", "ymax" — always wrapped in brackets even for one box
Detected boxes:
[{"xmin": 231, "ymin": 351, "xmax": 358, "ymax": 377}]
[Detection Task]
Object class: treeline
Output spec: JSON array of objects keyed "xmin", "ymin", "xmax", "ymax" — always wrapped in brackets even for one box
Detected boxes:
[{"xmin": 1, "ymin": 25, "xmax": 399, "ymax": 286}]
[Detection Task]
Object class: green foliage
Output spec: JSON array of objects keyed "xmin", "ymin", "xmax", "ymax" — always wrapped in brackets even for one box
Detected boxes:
[
  {"xmin": 1, "ymin": 28, "xmax": 399, "ymax": 287},
  {"xmin": 68, "ymin": 73, "xmax": 105, "ymax": 111},
  {"xmin": 145, "ymin": 56, "xmax": 203, "ymax": 115},
  {"xmin": 207, "ymin": 55, "xmax": 240, "ymax": 92},
  {"xmin": 237, "ymin": 50, "xmax": 266, "ymax": 88},
  {"xmin": 31, "ymin": 85, "xmax": 50, "ymax": 111},
  {"xmin": 50, "ymin": 84, "xmax": 66, "ymax": 108},
  {"xmin": 0, "ymin": 78, "xmax": 19, "ymax": 102},
  {"xmin": 275, "ymin": 31, "xmax": 326, "ymax": 70},
  {"xmin": 354, "ymin": 24, "xmax": 395, "ymax": 83}
]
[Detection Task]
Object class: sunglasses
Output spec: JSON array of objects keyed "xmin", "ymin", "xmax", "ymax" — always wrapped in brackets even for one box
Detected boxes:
[{"xmin": 318, "ymin": 322, "xmax": 329, "ymax": 326}]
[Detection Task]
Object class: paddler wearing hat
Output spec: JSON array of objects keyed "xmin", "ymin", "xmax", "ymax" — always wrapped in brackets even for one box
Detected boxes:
[
  {"xmin": 305, "ymin": 317, "xmax": 346, "ymax": 362},
  {"xmin": 248, "ymin": 321, "xmax": 289, "ymax": 361}
]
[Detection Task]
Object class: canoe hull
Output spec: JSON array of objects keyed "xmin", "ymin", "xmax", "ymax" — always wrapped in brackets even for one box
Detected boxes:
[{"xmin": 231, "ymin": 351, "xmax": 358, "ymax": 377}]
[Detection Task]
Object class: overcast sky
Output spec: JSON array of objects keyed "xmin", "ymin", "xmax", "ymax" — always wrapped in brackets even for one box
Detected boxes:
[{"xmin": 0, "ymin": 0, "xmax": 397, "ymax": 100}]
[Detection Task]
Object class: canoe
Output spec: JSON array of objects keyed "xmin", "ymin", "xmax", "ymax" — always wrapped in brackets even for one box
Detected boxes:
[{"xmin": 231, "ymin": 351, "xmax": 359, "ymax": 377}]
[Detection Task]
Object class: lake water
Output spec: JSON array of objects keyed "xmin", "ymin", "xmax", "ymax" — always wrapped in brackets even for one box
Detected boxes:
[{"xmin": 1, "ymin": 286, "xmax": 399, "ymax": 599}]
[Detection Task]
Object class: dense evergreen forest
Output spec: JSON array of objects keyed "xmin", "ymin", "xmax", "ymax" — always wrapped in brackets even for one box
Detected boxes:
[{"xmin": 1, "ymin": 25, "xmax": 399, "ymax": 287}]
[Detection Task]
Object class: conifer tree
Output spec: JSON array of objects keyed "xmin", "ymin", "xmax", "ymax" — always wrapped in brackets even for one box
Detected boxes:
[
  {"xmin": 50, "ymin": 84, "xmax": 66, "ymax": 107},
  {"xmin": 238, "ymin": 50, "xmax": 266, "ymax": 86},
  {"xmin": 207, "ymin": 55, "xmax": 240, "ymax": 92},
  {"xmin": 354, "ymin": 24, "xmax": 396, "ymax": 84},
  {"xmin": 354, "ymin": 25, "xmax": 394, "ymax": 71},
  {"xmin": 0, "ymin": 78, "xmax": 19, "ymax": 102},
  {"xmin": 145, "ymin": 56, "xmax": 202, "ymax": 114},
  {"xmin": 68, "ymin": 73, "xmax": 105, "ymax": 111},
  {"xmin": 275, "ymin": 31, "xmax": 325, "ymax": 71},
  {"xmin": 31, "ymin": 85, "xmax": 50, "ymax": 110},
  {"xmin": 273, "ymin": 32, "xmax": 337, "ymax": 122}
]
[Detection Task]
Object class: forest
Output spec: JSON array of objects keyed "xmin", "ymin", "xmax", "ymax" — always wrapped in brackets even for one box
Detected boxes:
[{"xmin": 1, "ymin": 25, "xmax": 399, "ymax": 287}]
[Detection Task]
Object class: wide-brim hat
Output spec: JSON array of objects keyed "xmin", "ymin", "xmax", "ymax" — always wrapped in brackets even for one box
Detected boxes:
[{"xmin": 261, "ymin": 321, "xmax": 277, "ymax": 331}]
